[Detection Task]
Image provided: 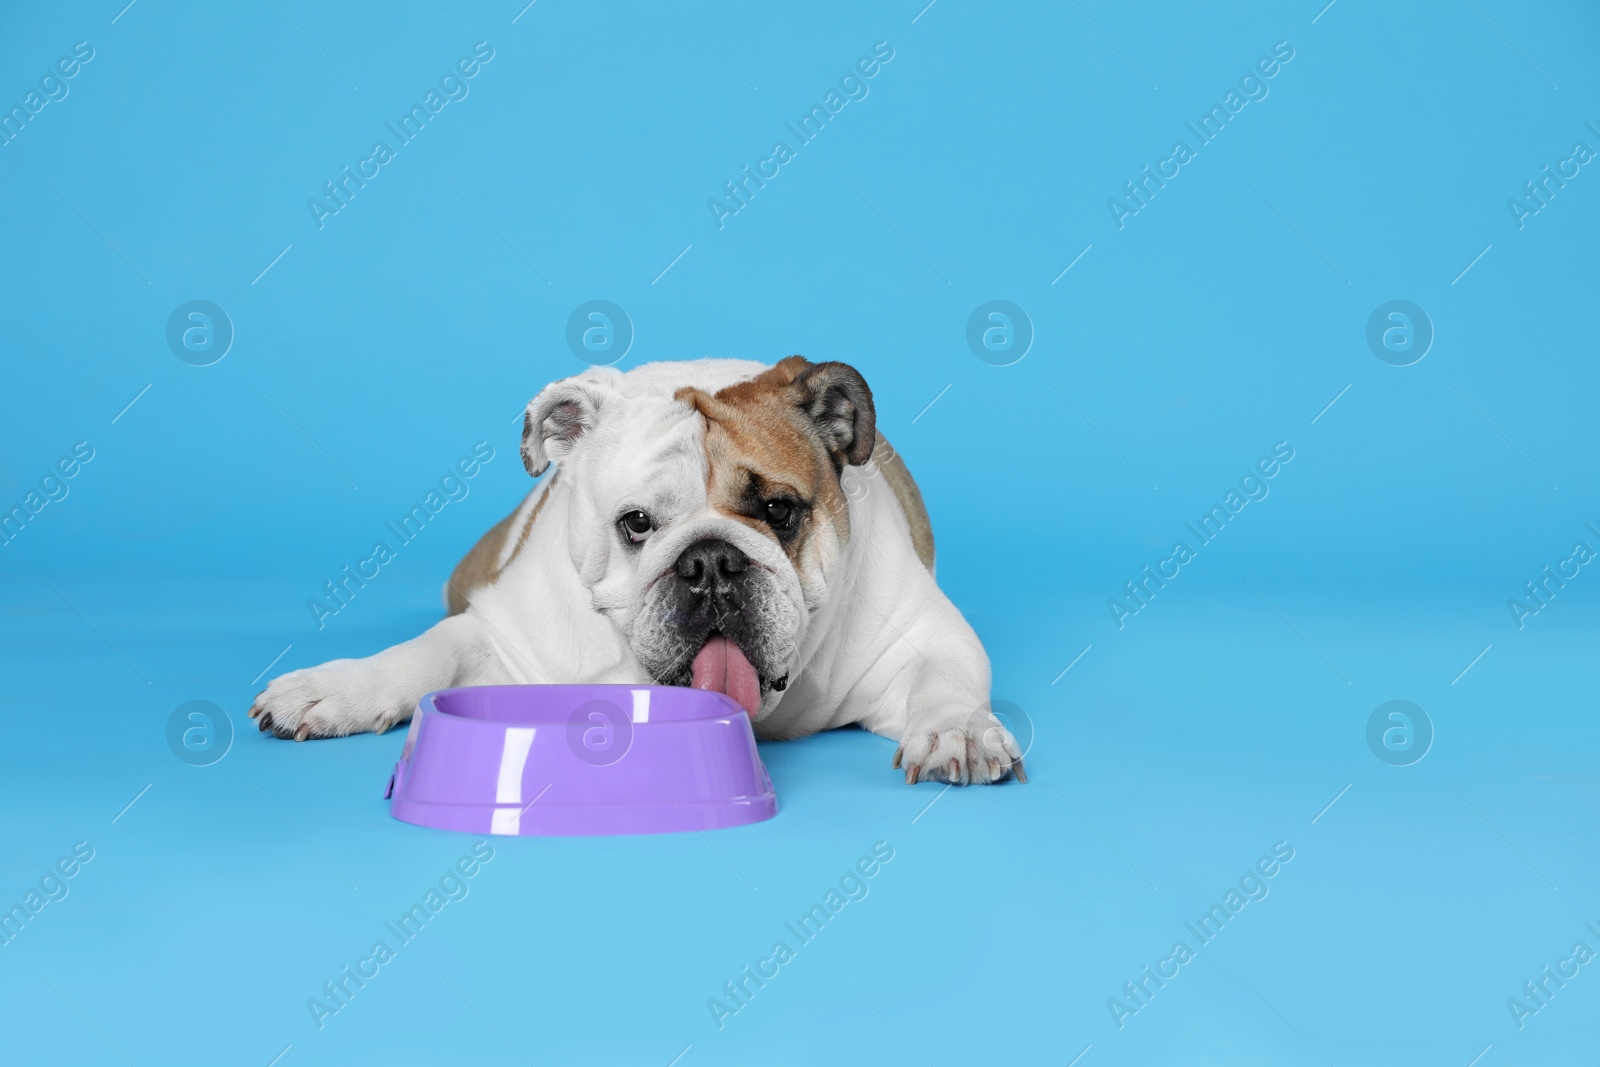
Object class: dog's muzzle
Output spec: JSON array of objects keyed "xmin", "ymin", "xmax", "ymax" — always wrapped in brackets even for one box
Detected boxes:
[{"xmin": 664, "ymin": 538, "xmax": 785, "ymax": 715}]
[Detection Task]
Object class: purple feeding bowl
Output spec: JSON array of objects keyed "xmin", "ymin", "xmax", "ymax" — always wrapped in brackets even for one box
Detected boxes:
[{"xmin": 386, "ymin": 685, "xmax": 777, "ymax": 836}]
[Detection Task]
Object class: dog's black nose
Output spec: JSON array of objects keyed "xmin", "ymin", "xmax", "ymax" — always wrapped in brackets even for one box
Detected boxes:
[{"xmin": 675, "ymin": 539, "xmax": 748, "ymax": 588}]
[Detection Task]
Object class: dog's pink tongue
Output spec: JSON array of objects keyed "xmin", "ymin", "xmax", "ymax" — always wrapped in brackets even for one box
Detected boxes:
[{"xmin": 691, "ymin": 635, "xmax": 761, "ymax": 716}]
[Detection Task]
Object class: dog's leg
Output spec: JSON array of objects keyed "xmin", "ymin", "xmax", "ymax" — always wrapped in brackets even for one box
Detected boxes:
[
  {"xmin": 249, "ymin": 612, "xmax": 511, "ymax": 740},
  {"xmin": 851, "ymin": 578, "xmax": 1025, "ymax": 786},
  {"xmin": 889, "ymin": 669, "xmax": 1027, "ymax": 785}
]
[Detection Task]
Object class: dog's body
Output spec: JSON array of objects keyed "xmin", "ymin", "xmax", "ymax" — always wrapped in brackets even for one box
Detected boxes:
[{"xmin": 252, "ymin": 357, "xmax": 1023, "ymax": 784}]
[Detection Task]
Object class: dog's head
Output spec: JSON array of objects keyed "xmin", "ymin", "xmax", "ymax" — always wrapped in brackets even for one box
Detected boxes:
[{"xmin": 521, "ymin": 356, "xmax": 876, "ymax": 720}]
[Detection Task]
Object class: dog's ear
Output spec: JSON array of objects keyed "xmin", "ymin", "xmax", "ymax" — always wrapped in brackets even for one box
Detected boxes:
[
  {"xmin": 521, "ymin": 376, "xmax": 612, "ymax": 476},
  {"xmin": 787, "ymin": 358, "xmax": 876, "ymax": 468}
]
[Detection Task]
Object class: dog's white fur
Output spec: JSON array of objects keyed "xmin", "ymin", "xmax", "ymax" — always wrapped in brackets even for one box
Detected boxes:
[{"xmin": 252, "ymin": 359, "xmax": 1022, "ymax": 785}]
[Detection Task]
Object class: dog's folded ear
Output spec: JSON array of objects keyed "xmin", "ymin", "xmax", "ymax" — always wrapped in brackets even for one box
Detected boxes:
[
  {"xmin": 785, "ymin": 358, "xmax": 876, "ymax": 468},
  {"xmin": 521, "ymin": 375, "xmax": 613, "ymax": 476}
]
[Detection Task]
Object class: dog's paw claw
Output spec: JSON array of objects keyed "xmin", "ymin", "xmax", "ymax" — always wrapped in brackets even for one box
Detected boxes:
[
  {"xmin": 251, "ymin": 661, "xmax": 411, "ymax": 742},
  {"xmin": 897, "ymin": 712, "xmax": 1025, "ymax": 786}
]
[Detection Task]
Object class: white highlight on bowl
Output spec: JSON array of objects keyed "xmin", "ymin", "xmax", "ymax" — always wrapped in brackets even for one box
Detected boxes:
[{"xmin": 490, "ymin": 726, "xmax": 538, "ymax": 835}]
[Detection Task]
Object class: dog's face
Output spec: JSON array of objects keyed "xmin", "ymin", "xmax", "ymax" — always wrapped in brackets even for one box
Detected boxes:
[{"xmin": 520, "ymin": 357, "xmax": 876, "ymax": 720}]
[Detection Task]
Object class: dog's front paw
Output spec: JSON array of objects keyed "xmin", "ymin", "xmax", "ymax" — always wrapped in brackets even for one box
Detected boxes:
[
  {"xmin": 892, "ymin": 710, "xmax": 1027, "ymax": 785},
  {"xmin": 248, "ymin": 659, "xmax": 411, "ymax": 741}
]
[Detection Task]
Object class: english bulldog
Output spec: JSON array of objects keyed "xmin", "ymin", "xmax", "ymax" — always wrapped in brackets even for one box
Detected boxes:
[{"xmin": 250, "ymin": 357, "xmax": 1025, "ymax": 785}]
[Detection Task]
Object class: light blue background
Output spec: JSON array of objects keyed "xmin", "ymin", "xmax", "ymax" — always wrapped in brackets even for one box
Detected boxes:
[{"xmin": 3, "ymin": 1, "xmax": 1598, "ymax": 1064}]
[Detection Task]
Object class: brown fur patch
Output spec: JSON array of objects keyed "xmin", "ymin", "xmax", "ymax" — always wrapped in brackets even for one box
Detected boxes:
[
  {"xmin": 444, "ymin": 471, "xmax": 558, "ymax": 615},
  {"xmin": 873, "ymin": 433, "xmax": 935, "ymax": 571},
  {"xmin": 675, "ymin": 357, "xmax": 847, "ymax": 564}
]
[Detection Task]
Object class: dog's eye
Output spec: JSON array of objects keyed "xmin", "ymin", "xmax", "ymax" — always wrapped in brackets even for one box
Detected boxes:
[
  {"xmin": 763, "ymin": 500, "xmax": 794, "ymax": 527},
  {"xmin": 619, "ymin": 510, "xmax": 654, "ymax": 544}
]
